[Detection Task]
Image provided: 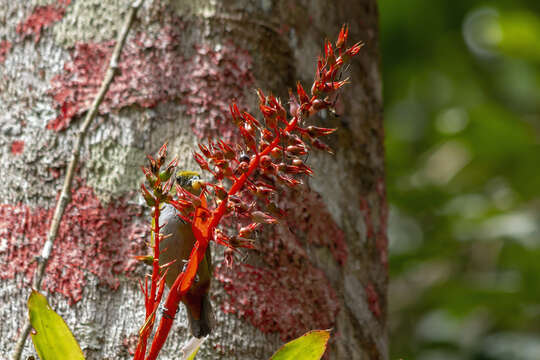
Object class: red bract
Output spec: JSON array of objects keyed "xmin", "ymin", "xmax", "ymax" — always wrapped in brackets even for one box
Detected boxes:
[
  {"xmin": 134, "ymin": 25, "xmax": 362, "ymax": 360},
  {"xmin": 336, "ymin": 24, "xmax": 349, "ymax": 49},
  {"xmin": 346, "ymin": 42, "xmax": 364, "ymax": 56}
]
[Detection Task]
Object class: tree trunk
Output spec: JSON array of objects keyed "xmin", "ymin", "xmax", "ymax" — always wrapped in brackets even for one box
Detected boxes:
[{"xmin": 0, "ymin": 0, "xmax": 385, "ymax": 359}]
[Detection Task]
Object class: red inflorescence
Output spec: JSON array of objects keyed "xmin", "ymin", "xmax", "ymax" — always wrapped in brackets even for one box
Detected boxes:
[
  {"xmin": 0, "ymin": 40, "xmax": 11, "ymax": 64},
  {"xmin": 10, "ymin": 140, "xmax": 25, "ymax": 155},
  {"xmin": 0, "ymin": 181, "xmax": 146, "ymax": 304},
  {"xmin": 16, "ymin": 3, "xmax": 67, "ymax": 43},
  {"xmin": 136, "ymin": 25, "xmax": 363, "ymax": 359},
  {"xmin": 48, "ymin": 16, "xmax": 253, "ymax": 137}
]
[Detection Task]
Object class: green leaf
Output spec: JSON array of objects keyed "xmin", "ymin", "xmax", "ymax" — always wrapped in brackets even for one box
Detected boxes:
[
  {"xmin": 270, "ymin": 330, "xmax": 331, "ymax": 360},
  {"xmin": 186, "ymin": 345, "xmax": 201, "ymax": 360},
  {"xmin": 28, "ymin": 290, "xmax": 85, "ymax": 360}
]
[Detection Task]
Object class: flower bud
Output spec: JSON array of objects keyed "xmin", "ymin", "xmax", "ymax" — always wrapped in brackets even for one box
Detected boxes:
[
  {"xmin": 270, "ymin": 147, "xmax": 282, "ymax": 159},
  {"xmin": 336, "ymin": 24, "xmax": 349, "ymax": 49},
  {"xmin": 198, "ymin": 144, "xmax": 212, "ymax": 158},
  {"xmin": 261, "ymin": 128, "xmax": 275, "ymax": 143},
  {"xmin": 286, "ymin": 145, "xmax": 307, "ymax": 156},
  {"xmin": 255, "ymin": 186, "xmax": 274, "ymax": 198},
  {"xmin": 219, "ymin": 140, "xmax": 236, "ymax": 160},
  {"xmin": 194, "ymin": 152, "xmax": 210, "ymax": 171},
  {"xmin": 260, "ymin": 155, "xmax": 272, "ymax": 168},
  {"xmin": 239, "ymin": 223, "xmax": 261, "ymax": 238},
  {"xmin": 256, "ymin": 88, "xmax": 266, "ymax": 105},
  {"xmin": 140, "ymin": 184, "xmax": 156, "ymax": 206},
  {"xmin": 307, "ymin": 125, "xmax": 336, "ymax": 137},
  {"xmin": 288, "ymin": 89, "xmax": 300, "ymax": 117},
  {"xmin": 251, "ymin": 211, "xmax": 278, "ymax": 224},
  {"xmin": 297, "ymin": 81, "xmax": 310, "ymax": 104},
  {"xmin": 236, "ymin": 161, "xmax": 249, "ymax": 174},
  {"xmin": 214, "ymin": 185, "xmax": 228, "ymax": 200},
  {"xmin": 311, "ymin": 138, "xmax": 334, "ymax": 154}
]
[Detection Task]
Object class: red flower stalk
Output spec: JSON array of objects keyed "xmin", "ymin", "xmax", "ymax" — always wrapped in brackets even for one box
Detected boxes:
[{"xmin": 133, "ymin": 25, "xmax": 362, "ymax": 360}]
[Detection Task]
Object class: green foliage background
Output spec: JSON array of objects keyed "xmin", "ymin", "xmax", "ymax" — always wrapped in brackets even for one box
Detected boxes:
[{"xmin": 379, "ymin": 1, "xmax": 540, "ymax": 359}]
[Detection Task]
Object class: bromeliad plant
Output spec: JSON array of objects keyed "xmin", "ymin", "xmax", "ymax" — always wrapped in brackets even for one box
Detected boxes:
[
  {"xmin": 134, "ymin": 26, "xmax": 362, "ymax": 359},
  {"xmin": 26, "ymin": 288, "xmax": 331, "ymax": 360}
]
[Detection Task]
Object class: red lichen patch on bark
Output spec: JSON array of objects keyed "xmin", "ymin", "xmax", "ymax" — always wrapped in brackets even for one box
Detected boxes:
[
  {"xmin": 284, "ymin": 188, "xmax": 348, "ymax": 265},
  {"xmin": 359, "ymin": 197, "xmax": 374, "ymax": 239},
  {"xmin": 10, "ymin": 140, "xmax": 24, "ymax": 154},
  {"xmin": 48, "ymin": 18, "xmax": 253, "ymax": 138},
  {"xmin": 365, "ymin": 283, "xmax": 381, "ymax": 318},
  {"xmin": 16, "ymin": 3, "xmax": 67, "ymax": 43},
  {"xmin": 216, "ymin": 262, "xmax": 338, "ymax": 341},
  {"xmin": 185, "ymin": 43, "xmax": 253, "ymax": 140},
  {"xmin": 376, "ymin": 178, "xmax": 388, "ymax": 268},
  {"xmin": 122, "ymin": 334, "xmax": 139, "ymax": 356},
  {"xmin": 215, "ymin": 186, "xmax": 345, "ymax": 340},
  {"xmin": 0, "ymin": 40, "xmax": 11, "ymax": 64},
  {"xmin": 0, "ymin": 182, "xmax": 146, "ymax": 304}
]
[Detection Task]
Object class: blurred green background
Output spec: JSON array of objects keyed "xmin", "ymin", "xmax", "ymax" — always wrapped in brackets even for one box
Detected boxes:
[{"xmin": 379, "ymin": 0, "xmax": 540, "ymax": 359}]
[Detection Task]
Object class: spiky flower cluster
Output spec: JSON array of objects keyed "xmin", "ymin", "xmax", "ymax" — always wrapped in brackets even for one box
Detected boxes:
[
  {"xmin": 172, "ymin": 24, "xmax": 362, "ymax": 263},
  {"xmin": 134, "ymin": 25, "xmax": 362, "ymax": 360},
  {"xmin": 135, "ymin": 143, "xmax": 179, "ymax": 360},
  {"xmin": 140, "ymin": 144, "xmax": 178, "ymax": 207}
]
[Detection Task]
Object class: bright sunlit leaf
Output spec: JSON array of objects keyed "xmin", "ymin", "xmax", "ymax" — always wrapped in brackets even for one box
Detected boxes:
[
  {"xmin": 270, "ymin": 330, "xmax": 331, "ymax": 360},
  {"xmin": 28, "ymin": 290, "xmax": 85, "ymax": 360}
]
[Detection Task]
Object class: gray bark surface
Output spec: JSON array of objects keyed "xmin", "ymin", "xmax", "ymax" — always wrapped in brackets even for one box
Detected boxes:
[{"xmin": 0, "ymin": 0, "xmax": 385, "ymax": 359}]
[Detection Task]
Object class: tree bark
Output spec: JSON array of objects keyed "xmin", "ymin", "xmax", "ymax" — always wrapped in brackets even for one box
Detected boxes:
[{"xmin": 0, "ymin": 0, "xmax": 385, "ymax": 359}]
